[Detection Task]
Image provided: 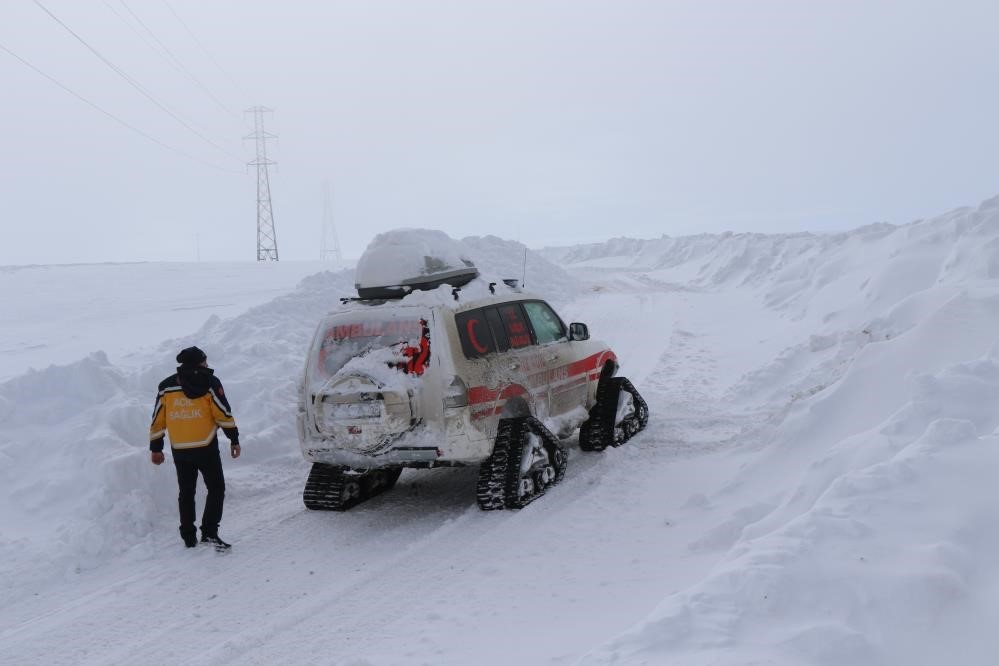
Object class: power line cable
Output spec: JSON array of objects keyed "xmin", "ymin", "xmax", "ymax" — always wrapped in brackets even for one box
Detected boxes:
[
  {"xmin": 33, "ymin": 0, "xmax": 244, "ymax": 163},
  {"xmin": 0, "ymin": 40, "xmax": 242, "ymax": 174},
  {"xmin": 116, "ymin": 0, "xmax": 236, "ymax": 117},
  {"xmin": 101, "ymin": 0, "xmax": 235, "ymax": 120},
  {"xmin": 102, "ymin": 1, "xmax": 166, "ymax": 59},
  {"xmin": 161, "ymin": 0, "xmax": 248, "ymax": 102}
]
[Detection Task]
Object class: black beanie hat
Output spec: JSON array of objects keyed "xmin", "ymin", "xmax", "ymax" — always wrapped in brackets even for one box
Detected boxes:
[{"xmin": 176, "ymin": 346, "xmax": 207, "ymax": 366}]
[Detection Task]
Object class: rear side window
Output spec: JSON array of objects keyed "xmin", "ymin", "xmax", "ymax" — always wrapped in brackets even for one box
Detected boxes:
[
  {"xmin": 455, "ymin": 309, "xmax": 495, "ymax": 358},
  {"xmin": 456, "ymin": 302, "xmax": 535, "ymax": 358},
  {"xmin": 484, "ymin": 307, "xmax": 509, "ymax": 352},
  {"xmin": 497, "ymin": 304, "xmax": 532, "ymax": 349},
  {"xmin": 523, "ymin": 301, "xmax": 566, "ymax": 344}
]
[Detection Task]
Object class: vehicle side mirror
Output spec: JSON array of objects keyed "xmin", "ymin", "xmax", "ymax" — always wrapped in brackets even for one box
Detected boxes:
[{"xmin": 568, "ymin": 322, "xmax": 589, "ymax": 341}]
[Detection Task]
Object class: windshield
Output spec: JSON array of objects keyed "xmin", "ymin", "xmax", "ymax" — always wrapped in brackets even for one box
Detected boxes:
[{"xmin": 307, "ymin": 309, "xmax": 431, "ymax": 391}]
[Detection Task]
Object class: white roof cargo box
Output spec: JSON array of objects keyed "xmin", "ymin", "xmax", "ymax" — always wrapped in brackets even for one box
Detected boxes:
[{"xmin": 354, "ymin": 229, "xmax": 479, "ymax": 299}]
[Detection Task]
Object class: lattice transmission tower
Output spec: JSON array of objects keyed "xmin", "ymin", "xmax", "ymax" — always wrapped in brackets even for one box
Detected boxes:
[
  {"xmin": 320, "ymin": 180, "xmax": 343, "ymax": 264},
  {"xmin": 246, "ymin": 106, "xmax": 279, "ymax": 261}
]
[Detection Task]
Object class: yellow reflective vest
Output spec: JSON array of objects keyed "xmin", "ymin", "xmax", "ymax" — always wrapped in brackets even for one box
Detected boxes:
[{"xmin": 150, "ymin": 372, "xmax": 237, "ymax": 451}]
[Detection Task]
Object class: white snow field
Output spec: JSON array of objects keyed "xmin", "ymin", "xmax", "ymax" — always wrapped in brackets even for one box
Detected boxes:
[
  {"xmin": 0, "ymin": 261, "xmax": 331, "ymax": 382},
  {"xmin": 2, "ymin": 198, "xmax": 999, "ymax": 665}
]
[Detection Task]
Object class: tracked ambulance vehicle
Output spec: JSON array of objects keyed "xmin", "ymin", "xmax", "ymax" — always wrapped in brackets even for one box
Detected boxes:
[{"xmin": 296, "ymin": 229, "xmax": 648, "ymax": 511}]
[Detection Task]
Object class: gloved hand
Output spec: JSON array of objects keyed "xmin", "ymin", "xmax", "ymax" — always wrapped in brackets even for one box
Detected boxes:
[
  {"xmin": 151, "ymin": 451, "xmax": 165, "ymax": 465},
  {"xmin": 230, "ymin": 443, "xmax": 241, "ymax": 459}
]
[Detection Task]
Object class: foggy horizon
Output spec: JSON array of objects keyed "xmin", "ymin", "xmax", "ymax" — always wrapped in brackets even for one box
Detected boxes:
[{"xmin": 3, "ymin": 0, "xmax": 998, "ymax": 265}]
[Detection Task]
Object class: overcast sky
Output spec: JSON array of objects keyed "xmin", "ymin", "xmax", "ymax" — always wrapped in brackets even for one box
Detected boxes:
[{"xmin": 2, "ymin": 0, "xmax": 998, "ymax": 264}]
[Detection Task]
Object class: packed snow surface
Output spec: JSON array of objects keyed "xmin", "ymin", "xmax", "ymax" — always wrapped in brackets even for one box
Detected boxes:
[{"xmin": 3, "ymin": 204, "xmax": 999, "ymax": 664}]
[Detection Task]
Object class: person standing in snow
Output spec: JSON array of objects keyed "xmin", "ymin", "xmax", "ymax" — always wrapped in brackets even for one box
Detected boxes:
[{"xmin": 149, "ymin": 346, "xmax": 240, "ymax": 551}]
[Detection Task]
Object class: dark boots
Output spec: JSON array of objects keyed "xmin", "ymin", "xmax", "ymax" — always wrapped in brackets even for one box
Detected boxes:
[
  {"xmin": 201, "ymin": 533, "xmax": 231, "ymax": 552},
  {"xmin": 180, "ymin": 526, "xmax": 198, "ymax": 548},
  {"xmin": 181, "ymin": 525, "xmax": 230, "ymax": 551}
]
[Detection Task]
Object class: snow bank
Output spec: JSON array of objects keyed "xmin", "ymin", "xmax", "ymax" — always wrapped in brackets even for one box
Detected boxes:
[
  {"xmin": 0, "ymin": 351, "xmax": 165, "ymax": 595},
  {"xmin": 542, "ymin": 197, "xmax": 999, "ymax": 300},
  {"xmin": 583, "ymin": 355, "xmax": 999, "ymax": 665},
  {"xmin": 577, "ymin": 198, "xmax": 999, "ymax": 664},
  {"xmin": 462, "ymin": 234, "xmax": 583, "ymax": 303}
]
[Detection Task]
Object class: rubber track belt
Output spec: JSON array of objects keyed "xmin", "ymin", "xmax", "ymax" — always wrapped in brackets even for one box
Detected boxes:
[
  {"xmin": 476, "ymin": 416, "xmax": 567, "ymax": 511},
  {"xmin": 303, "ymin": 464, "xmax": 402, "ymax": 511}
]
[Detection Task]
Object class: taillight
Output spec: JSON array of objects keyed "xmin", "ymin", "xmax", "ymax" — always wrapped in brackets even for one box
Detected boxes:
[{"xmin": 444, "ymin": 376, "xmax": 468, "ymax": 408}]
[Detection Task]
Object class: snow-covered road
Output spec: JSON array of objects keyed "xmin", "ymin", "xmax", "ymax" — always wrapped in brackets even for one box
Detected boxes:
[
  {"xmin": 5, "ymin": 204, "xmax": 999, "ymax": 665},
  {"xmin": 1, "ymin": 280, "xmax": 775, "ymax": 665}
]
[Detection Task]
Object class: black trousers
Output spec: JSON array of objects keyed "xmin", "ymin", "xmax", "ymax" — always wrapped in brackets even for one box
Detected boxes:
[{"xmin": 173, "ymin": 444, "xmax": 226, "ymax": 538}]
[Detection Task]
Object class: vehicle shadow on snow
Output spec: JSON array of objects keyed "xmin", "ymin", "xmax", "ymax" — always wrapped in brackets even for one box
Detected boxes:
[
  {"xmin": 297, "ymin": 466, "xmax": 483, "ymax": 533},
  {"xmin": 296, "ymin": 437, "xmax": 635, "ymax": 530},
  {"xmin": 289, "ymin": 402, "xmax": 682, "ymax": 554},
  {"xmin": 294, "ymin": 443, "xmax": 605, "ymax": 527}
]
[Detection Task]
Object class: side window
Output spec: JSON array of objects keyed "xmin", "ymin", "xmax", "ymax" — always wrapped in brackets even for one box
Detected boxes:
[
  {"xmin": 484, "ymin": 307, "xmax": 510, "ymax": 352},
  {"xmin": 523, "ymin": 301, "xmax": 566, "ymax": 345},
  {"xmin": 497, "ymin": 303, "xmax": 533, "ymax": 349},
  {"xmin": 455, "ymin": 309, "xmax": 495, "ymax": 358}
]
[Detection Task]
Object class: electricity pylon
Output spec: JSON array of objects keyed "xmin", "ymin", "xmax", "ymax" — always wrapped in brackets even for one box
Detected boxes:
[
  {"xmin": 246, "ymin": 106, "xmax": 278, "ymax": 261},
  {"xmin": 320, "ymin": 180, "xmax": 343, "ymax": 264}
]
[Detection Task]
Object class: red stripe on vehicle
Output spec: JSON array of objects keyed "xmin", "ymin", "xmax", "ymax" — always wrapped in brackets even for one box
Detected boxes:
[
  {"xmin": 467, "ymin": 351, "xmax": 611, "ymax": 408},
  {"xmin": 468, "ymin": 386, "xmax": 499, "ymax": 404}
]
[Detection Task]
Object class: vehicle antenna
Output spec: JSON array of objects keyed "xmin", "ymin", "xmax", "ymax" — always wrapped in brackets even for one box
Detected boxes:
[{"xmin": 521, "ymin": 246, "xmax": 527, "ymax": 288}]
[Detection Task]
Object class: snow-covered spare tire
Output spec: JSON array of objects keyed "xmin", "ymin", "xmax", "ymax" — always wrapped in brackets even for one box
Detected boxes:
[
  {"xmin": 313, "ymin": 370, "xmax": 415, "ymax": 454},
  {"xmin": 354, "ymin": 228, "xmax": 479, "ymax": 299}
]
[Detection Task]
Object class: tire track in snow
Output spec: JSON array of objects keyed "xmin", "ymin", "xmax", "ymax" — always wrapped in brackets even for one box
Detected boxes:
[{"xmin": 639, "ymin": 321, "xmax": 775, "ymax": 460}]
